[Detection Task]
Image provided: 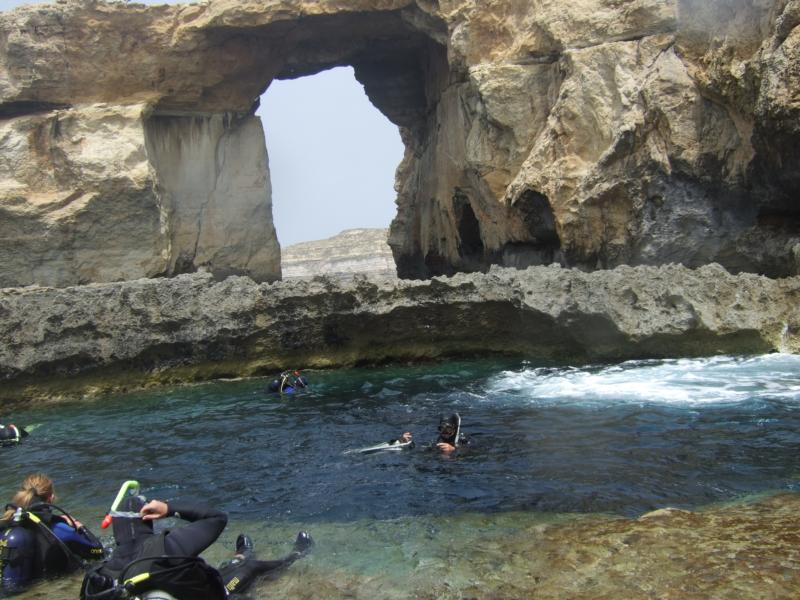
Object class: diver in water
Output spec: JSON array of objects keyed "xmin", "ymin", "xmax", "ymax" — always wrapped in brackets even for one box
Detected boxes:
[
  {"xmin": 1, "ymin": 473, "xmax": 105, "ymax": 594},
  {"xmin": 384, "ymin": 413, "xmax": 469, "ymax": 455},
  {"xmin": 81, "ymin": 495, "xmax": 313, "ymax": 600},
  {"xmin": 434, "ymin": 413, "xmax": 469, "ymax": 453},
  {"xmin": 0, "ymin": 423, "xmax": 28, "ymax": 447},
  {"xmin": 267, "ymin": 370, "xmax": 309, "ymax": 395}
]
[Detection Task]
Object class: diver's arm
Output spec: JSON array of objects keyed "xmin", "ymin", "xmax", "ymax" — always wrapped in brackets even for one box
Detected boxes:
[
  {"xmin": 144, "ymin": 500, "xmax": 228, "ymax": 557},
  {"xmin": 389, "ymin": 432, "xmax": 413, "ymax": 444},
  {"xmin": 51, "ymin": 520, "xmax": 103, "ymax": 549}
]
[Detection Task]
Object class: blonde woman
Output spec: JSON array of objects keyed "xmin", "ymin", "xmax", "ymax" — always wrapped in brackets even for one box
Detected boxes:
[{"xmin": 1, "ymin": 473, "xmax": 103, "ymax": 592}]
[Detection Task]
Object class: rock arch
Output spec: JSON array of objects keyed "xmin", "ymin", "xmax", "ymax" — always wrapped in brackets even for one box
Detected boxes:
[{"xmin": 0, "ymin": 0, "xmax": 799, "ymax": 287}]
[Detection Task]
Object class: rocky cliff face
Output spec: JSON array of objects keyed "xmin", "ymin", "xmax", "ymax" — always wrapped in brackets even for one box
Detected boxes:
[
  {"xmin": 0, "ymin": 0, "xmax": 798, "ymax": 286},
  {"xmin": 2, "ymin": 264, "xmax": 798, "ymax": 404},
  {"xmin": 281, "ymin": 228, "xmax": 397, "ymax": 279}
]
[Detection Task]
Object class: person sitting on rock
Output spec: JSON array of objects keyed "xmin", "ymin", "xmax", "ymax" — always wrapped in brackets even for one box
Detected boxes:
[
  {"xmin": 81, "ymin": 495, "xmax": 313, "ymax": 599},
  {"xmin": 1, "ymin": 473, "xmax": 105, "ymax": 593}
]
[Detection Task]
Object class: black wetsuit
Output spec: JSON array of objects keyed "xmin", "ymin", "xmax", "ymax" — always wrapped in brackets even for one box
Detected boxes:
[{"xmin": 82, "ymin": 500, "xmax": 308, "ymax": 599}]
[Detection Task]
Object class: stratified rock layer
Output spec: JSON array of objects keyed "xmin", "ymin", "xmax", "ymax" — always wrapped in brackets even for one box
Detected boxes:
[
  {"xmin": 1, "ymin": 264, "xmax": 798, "ymax": 404},
  {"xmin": 1, "ymin": 0, "xmax": 799, "ymax": 285},
  {"xmin": 282, "ymin": 228, "xmax": 397, "ymax": 279}
]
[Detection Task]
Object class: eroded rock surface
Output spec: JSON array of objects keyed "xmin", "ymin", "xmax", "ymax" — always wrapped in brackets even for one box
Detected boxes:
[
  {"xmin": 1, "ymin": 264, "xmax": 798, "ymax": 404},
  {"xmin": 281, "ymin": 228, "xmax": 397, "ymax": 279},
  {"xmin": 1, "ymin": 0, "xmax": 799, "ymax": 285}
]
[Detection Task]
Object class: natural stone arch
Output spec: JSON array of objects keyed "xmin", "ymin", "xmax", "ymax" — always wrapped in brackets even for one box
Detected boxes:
[{"xmin": 1, "ymin": 0, "xmax": 800, "ymax": 288}]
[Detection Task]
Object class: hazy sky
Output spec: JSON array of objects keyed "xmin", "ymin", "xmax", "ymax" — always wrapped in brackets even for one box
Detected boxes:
[
  {"xmin": 260, "ymin": 68, "xmax": 403, "ymax": 247},
  {"xmin": 0, "ymin": 0, "xmax": 405, "ymax": 248}
]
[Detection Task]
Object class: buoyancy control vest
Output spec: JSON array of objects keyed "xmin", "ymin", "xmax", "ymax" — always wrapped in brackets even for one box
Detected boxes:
[
  {"xmin": 81, "ymin": 499, "xmax": 226, "ymax": 600},
  {"xmin": 0, "ymin": 503, "xmax": 90, "ymax": 592}
]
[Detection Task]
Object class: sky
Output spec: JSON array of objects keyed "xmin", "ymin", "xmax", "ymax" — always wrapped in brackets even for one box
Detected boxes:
[{"xmin": 0, "ymin": 0, "xmax": 405, "ymax": 248}]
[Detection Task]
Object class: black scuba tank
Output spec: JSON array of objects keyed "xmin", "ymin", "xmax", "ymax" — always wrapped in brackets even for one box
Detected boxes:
[
  {"xmin": 0, "ymin": 506, "xmax": 77, "ymax": 593},
  {"xmin": 1, "ymin": 524, "xmax": 36, "ymax": 593}
]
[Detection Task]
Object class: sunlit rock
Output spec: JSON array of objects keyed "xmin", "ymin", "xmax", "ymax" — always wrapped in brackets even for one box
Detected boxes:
[
  {"xmin": 1, "ymin": 264, "xmax": 798, "ymax": 404},
  {"xmin": 0, "ymin": 0, "xmax": 798, "ymax": 285},
  {"xmin": 281, "ymin": 228, "xmax": 396, "ymax": 279}
]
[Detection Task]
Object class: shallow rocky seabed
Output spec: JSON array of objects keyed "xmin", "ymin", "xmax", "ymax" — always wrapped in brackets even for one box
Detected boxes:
[{"xmin": 13, "ymin": 492, "xmax": 800, "ymax": 599}]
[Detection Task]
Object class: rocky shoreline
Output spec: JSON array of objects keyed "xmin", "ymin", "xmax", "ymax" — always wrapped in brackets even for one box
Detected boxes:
[{"xmin": 2, "ymin": 264, "xmax": 798, "ymax": 406}]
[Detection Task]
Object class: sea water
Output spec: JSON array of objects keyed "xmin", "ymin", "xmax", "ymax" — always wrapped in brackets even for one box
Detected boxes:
[{"xmin": 4, "ymin": 353, "xmax": 800, "ymax": 598}]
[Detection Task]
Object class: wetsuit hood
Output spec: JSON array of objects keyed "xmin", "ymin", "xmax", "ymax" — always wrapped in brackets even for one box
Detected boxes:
[{"xmin": 437, "ymin": 413, "xmax": 461, "ymax": 446}]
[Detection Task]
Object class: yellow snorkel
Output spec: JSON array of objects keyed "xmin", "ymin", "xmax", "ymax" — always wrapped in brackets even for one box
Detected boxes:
[{"xmin": 101, "ymin": 480, "xmax": 140, "ymax": 529}]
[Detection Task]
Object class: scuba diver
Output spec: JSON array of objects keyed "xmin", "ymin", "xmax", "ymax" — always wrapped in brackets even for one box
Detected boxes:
[
  {"xmin": 266, "ymin": 370, "xmax": 308, "ymax": 395},
  {"xmin": 434, "ymin": 413, "xmax": 469, "ymax": 453},
  {"xmin": 348, "ymin": 414, "xmax": 469, "ymax": 456},
  {"xmin": 0, "ymin": 423, "xmax": 28, "ymax": 447},
  {"xmin": 0, "ymin": 473, "xmax": 105, "ymax": 594},
  {"xmin": 81, "ymin": 494, "xmax": 313, "ymax": 600}
]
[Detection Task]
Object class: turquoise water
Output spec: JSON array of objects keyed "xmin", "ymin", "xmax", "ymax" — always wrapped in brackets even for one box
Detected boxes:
[{"xmin": 4, "ymin": 353, "xmax": 800, "ymax": 598}]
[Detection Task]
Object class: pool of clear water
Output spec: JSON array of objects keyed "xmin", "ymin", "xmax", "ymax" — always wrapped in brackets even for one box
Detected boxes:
[{"xmin": 4, "ymin": 353, "xmax": 800, "ymax": 598}]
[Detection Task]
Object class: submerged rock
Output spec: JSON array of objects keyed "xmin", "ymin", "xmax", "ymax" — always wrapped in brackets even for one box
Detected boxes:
[
  {"xmin": 0, "ymin": 264, "xmax": 798, "ymax": 404},
  {"xmin": 248, "ymin": 492, "xmax": 800, "ymax": 599}
]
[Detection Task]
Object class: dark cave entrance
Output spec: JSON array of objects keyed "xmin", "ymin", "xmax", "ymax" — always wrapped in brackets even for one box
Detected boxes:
[{"xmin": 502, "ymin": 189, "xmax": 562, "ymax": 268}]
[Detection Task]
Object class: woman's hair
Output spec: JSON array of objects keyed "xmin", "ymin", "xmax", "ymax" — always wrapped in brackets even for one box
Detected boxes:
[{"xmin": 1, "ymin": 473, "xmax": 54, "ymax": 523}]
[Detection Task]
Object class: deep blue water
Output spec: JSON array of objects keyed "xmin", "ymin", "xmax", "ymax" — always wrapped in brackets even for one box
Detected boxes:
[{"xmin": 4, "ymin": 353, "xmax": 800, "ymax": 528}]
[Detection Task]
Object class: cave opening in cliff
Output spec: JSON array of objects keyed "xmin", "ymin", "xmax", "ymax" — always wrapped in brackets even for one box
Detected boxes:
[
  {"xmin": 258, "ymin": 66, "xmax": 404, "ymax": 251},
  {"xmin": 501, "ymin": 189, "xmax": 562, "ymax": 268},
  {"xmin": 454, "ymin": 191, "xmax": 485, "ymax": 270}
]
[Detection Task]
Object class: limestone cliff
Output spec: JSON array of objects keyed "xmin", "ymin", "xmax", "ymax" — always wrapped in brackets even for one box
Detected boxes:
[
  {"xmin": 0, "ymin": 0, "xmax": 798, "ymax": 285},
  {"xmin": 1, "ymin": 264, "xmax": 798, "ymax": 404},
  {"xmin": 281, "ymin": 228, "xmax": 397, "ymax": 279}
]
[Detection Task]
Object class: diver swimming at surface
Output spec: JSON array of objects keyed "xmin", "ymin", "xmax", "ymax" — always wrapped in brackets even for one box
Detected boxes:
[
  {"xmin": 266, "ymin": 370, "xmax": 309, "ymax": 395},
  {"xmin": 0, "ymin": 423, "xmax": 28, "ymax": 447},
  {"xmin": 0, "ymin": 473, "xmax": 105, "ymax": 594},
  {"xmin": 81, "ymin": 494, "xmax": 313, "ymax": 600},
  {"xmin": 433, "ymin": 413, "xmax": 469, "ymax": 453},
  {"xmin": 345, "ymin": 413, "xmax": 470, "ymax": 455}
]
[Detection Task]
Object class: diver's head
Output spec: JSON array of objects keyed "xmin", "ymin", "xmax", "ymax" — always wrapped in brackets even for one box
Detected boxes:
[
  {"xmin": 438, "ymin": 414, "xmax": 459, "ymax": 439},
  {"xmin": 3, "ymin": 473, "xmax": 55, "ymax": 522}
]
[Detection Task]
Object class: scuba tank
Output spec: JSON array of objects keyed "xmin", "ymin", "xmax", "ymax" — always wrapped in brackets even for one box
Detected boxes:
[
  {"xmin": 0, "ymin": 509, "xmax": 37, "ymax": 593},
  {"xmin": 0, "ymin": 503, "xmax": 92, "ymax": 592}
]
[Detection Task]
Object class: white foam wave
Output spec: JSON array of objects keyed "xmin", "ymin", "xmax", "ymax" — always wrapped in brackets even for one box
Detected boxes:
[{"xmin": 486, "ymin": 354, "xmax": 800, "ymax": 407}]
